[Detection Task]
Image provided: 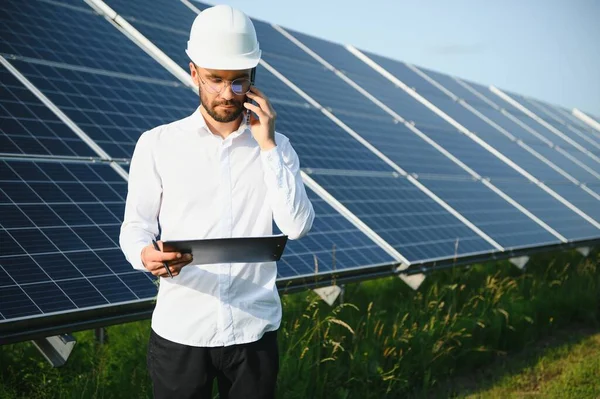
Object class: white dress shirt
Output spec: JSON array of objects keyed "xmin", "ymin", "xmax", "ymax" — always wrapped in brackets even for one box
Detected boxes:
[{"xmin": 120, "ymin": 107, "xmax": 314, "ymax": 347}]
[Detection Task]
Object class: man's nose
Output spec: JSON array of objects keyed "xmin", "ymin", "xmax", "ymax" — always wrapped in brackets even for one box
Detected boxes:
[{"xmin": 219, "ymin": 83, "xmax": 235, "ymax": 100}]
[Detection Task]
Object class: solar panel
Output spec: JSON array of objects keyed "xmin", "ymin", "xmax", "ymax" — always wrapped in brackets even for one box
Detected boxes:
[
  {"xmin": 276, "ymin": 189, "xmax": 396, "ymax": 283},
  {"xmin": 1, "ymin": 64, "xmax": 96, "ymax": 158},
  {"xmin": 1, "ymin": 0, "xmax": 197, "ymax": 159},
  {"xmin": 551, "ymin": 106, "xmax": 600, "ymax": 139},
  {"xmin": 256, "ymin": 27, "xmax": 589, "ymax": 250},
  {"xmin": 0, "ymin": 158, "xmax": 156, "ymax": 323},
  {"xmin": 285, "ymin": 41, "xmax": 599, "ymax": 239},
  {"xmin": 521, "ymin": 97, "xmax": 596, "ymax": 135},
  {"xmin": 505, "ymin": 92, "xmax": 600, "ymax": 153},
  {"xmin": 101, "ymin": 0, "xmax": 197, "ymax": 70},
  {"xmin": 544, "ymin": 181, "xmax": 600, "ymax": 222},
  {"xmin": 389, "ymin": 66, "xmax": 600, "ymax": 188},
  {"xmin": 2, "ymin": 0, "xmax": 599, "ymax": 345},
  {"xmin": 275, "ymin": 36, "xmax": 545, "ymax": 182},
  {"xmin": 9, "ymin": 59, "xmax": 195, "ymax": 159},
  {"xmin": 0, "ymin": 0, "xmax": 174, "ymax": 81},
  {"xmin": 416, "ymin": 176, "xmax": 559, "ymax": 249},
  {"xmin": 490, "ymin": 179, "xmax": 599, "ymax": 240},
  {"xmin": 326, "ymin": 112, "xmax": 472, "ymax": 178},
  {"xmin": 266, "ymin": 101, "xmax": 392, "ymax": 172},
  {"xmin": 490, "ymin": 90, "xmax": 600, "ymax": 161},
  {"xmin": 447, "ymin": 78, "xmax": 600, "ymax": 182},
  {"xmin": 308, "ymin": 172, "xmax": 495, "ymax": 262}
]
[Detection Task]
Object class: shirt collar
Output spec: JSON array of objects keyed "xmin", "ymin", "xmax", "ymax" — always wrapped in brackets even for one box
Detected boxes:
[{"xmin": 189, "ymin": 106, "xmax": 250, "ymax": 142}]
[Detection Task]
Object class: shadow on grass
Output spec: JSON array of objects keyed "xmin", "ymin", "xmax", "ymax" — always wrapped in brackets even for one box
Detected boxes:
[{"xmin": 417, "ymin": 325, "xmax": 600, "ymax": 398}]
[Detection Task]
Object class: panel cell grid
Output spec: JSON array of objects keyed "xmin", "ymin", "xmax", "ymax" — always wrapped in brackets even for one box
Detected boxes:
[
  {"xmin": 491, "ymin": 179, "xmax": 599, "ymax": 240},
  {"xmin": 510, "ymin": 93, "xmax": 600, "ymax": 151},
  {"xmin": 102, "ymin": 0, "xmax": 198, "ymax": 70},
  {"xmin": 417, "ymin": 177, "xmax": 559, "ymax": 249},
  {"xmin": 274, "ymin": 104, "xmax": 392, "ymax": 172},
  {"xmin": 277, "ymin": 189, "xmax": 395, "ymax": 280},
  {"xmin": 11, "ymin": 59, "xmax": 196, "ymax": 159},
  {"xmin": 310, "ymin": 172, "xmax": 495, "ymax": 262},
  {"xmin": 1, "ymin": 64, "xmax": 97, "ymax": 158},
  {"xmin": 333, "ymin": 112, "xmax": 470, "ymax": 178},
  {"xmin": 0, "ymin": 0, "xmax": 174, "ymax": 81},
  {"xmin": 0, "ymin": 159, "xmax": 156, "ymax": 322}
]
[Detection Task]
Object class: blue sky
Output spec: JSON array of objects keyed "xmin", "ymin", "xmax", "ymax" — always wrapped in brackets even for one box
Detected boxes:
[{"xmin": 204, "ymin": 0, "xmax": 599, "ymax": 115}]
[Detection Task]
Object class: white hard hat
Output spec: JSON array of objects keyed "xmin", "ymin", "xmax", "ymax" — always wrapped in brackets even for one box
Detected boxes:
[{"xmin": 186, "ymin": 5, "xmax": 261, "ymax": 70}]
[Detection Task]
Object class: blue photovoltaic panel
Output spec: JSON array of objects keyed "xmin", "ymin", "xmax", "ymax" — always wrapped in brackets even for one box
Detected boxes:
[
  {"xmin": 490, "ymin": 90, "xmax": 598, "ymax": 156},
  {"xmin": 0, "ymin": 158, "xmax": 157, "ymax": 322},
  {"xmin": 490, "ymin": 179, "xmax": 599, "ymax": 240},
  {"xmin": 1, "ymin": 0, "xmax": 200, "ymax": 159},
  {"xmin": 541, "ymin": 118, "xmax": 600, "ymax": 155},
  {"xmin": 251, "ymin": 20, "xmax": 392, "ymax": 121},
  {"xmin": 448, "ymin": 80, "xmax": 600, "ymax": 182},
  {"xmin": 463, "ymin": 135, "xmax": 576, "ymax": 183},
  {"xmin": 549, "ymin": 105, "xmax": 600, "ymax": 140},
  {"xmin": 337, "ymin": 54, "xmax": 599, "ymax": 188},
  {"xmin": 309, "ymin": 172, "xmax": 495, "ymax": 262},
  {"xmin": 506, "ymin": 92, "xmax": 600, "ymax": 153},
  {"xmin": 268, "ymin": 35, "xmax": 444, "ymax": 130},
  {"xmin": 1, "ymin": 64, "xmax": 96, "ymax": 158},
  {"xmin": 273, "ymin": 104, "xmax": 392, "ymax": 172},
  {"xmin": 10, "ymin": 59, "xmax": 195, "ymax": 159},
  {"xmin": 255, "ymin": 28, "xmax": 580, "ymax": 250},
  {"xmin": 361, "ymin": 50, "xmax": 444, "ymax": 99},
  {"xmin": 413, "ymin": 69, "xmax": 492, "ymax": 110},
  {"xmin": 522, "ymin": 97, "xmax": 600, "ymax": 145},
  {"xmin": 273, "ymin": 32, "xmax": 598, "ymax": 245},
  {"xmin": 405, "ymin": 125, "xmax": 525, "ymax": 180},
  {"xmin": 327, "ymin": 112, "xmax": 470, "ymax": 178},
  {"xmin": 397, "ymin": 68, "xmax": 598, "ymax": 184},
  {"xmin": 282, "ymin": 32, "xmax": 535, "ymax": 181},
  {"xmin": 277, "ymin": 190, "xmax": 395, "ymax": 281},
  {"xmin": 102, "ymin": 0, "xmax": 197, "ymax": 70},
  {"xmin": 0, "ymin": 0, "xmax": 174, "ymax": 81},
  {"xmin": 544, "ymin": 182, "xmax": 600, "ymax": 224},
  {"xmin": 558, "ymin": 148, "xmax": 600, "ymax": 177},
  {"xmin": 528, "ymin": 143, "xmax": 600, "ymax": 183},
  {"xmin": 417, "ymin": 176, "xmax": 559, "ymax": 249}
]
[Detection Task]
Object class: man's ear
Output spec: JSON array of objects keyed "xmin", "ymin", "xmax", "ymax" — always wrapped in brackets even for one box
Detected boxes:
[{"xmin": 189, "ymin": 62, "xmax": 200, "ymax": 87}]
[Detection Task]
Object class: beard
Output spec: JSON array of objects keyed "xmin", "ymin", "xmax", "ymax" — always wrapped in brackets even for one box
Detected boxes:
[{"xmin": 199, "ymin": 86, "xmax": 244, "ymax": 123}]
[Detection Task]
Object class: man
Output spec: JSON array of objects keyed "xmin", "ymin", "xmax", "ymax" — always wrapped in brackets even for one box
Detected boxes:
[{"xmin": 120, "ymin": 5, "xmax": 314, "ymax": 398}]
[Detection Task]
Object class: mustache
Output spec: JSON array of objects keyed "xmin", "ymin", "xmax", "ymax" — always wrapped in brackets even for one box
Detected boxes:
[{"xmin": 214, "ymin": 100, "xmax": 242, "ymax": 107}]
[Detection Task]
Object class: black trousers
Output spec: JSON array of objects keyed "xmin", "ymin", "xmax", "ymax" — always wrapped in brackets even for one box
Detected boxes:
[{"xmin": 147, "ymin": 329, "xmax": 279, "ymax": 399}]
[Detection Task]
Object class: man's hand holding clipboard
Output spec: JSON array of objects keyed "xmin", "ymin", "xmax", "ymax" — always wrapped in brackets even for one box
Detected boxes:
[{"xmin": 140, "ymin": 239, "xmax": 193, "ymax": 278}]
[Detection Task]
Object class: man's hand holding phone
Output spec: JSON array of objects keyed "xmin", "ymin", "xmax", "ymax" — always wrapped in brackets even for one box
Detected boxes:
[{"xmin": 244, "ymin": 86, "xmax": 277, "ymax": 151}]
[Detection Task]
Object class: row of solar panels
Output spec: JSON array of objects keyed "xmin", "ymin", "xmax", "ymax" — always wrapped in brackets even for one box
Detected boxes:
[{"xmin": 1, "ymin": 0, "xmax": 599, "ymax": 343}]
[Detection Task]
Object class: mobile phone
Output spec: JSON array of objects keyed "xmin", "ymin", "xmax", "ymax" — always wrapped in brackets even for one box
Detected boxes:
[{"xmin": 245, "ymin": 67, "xmax": 256, "ymax": 120}]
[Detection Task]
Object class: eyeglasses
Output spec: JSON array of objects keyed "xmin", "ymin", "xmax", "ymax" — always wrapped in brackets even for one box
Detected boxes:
[{"xmin": 199, "ymin": 75, "xmax": 252, "ymax": 95}]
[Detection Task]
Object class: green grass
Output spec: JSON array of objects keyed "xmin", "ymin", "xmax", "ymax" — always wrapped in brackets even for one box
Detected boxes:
[
  {"xmin": 449, "ymin": 330, "xmax": 600, "ymax": 398},
  {"xmin": 0, "ymin": 248, "xmax": 598, "ymax": 398}
]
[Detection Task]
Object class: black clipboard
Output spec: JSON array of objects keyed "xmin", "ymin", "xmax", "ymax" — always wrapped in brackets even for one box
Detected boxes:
[{"xmin": 162, "ymin": 234, "xmax": 288, "ymax": 265}]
